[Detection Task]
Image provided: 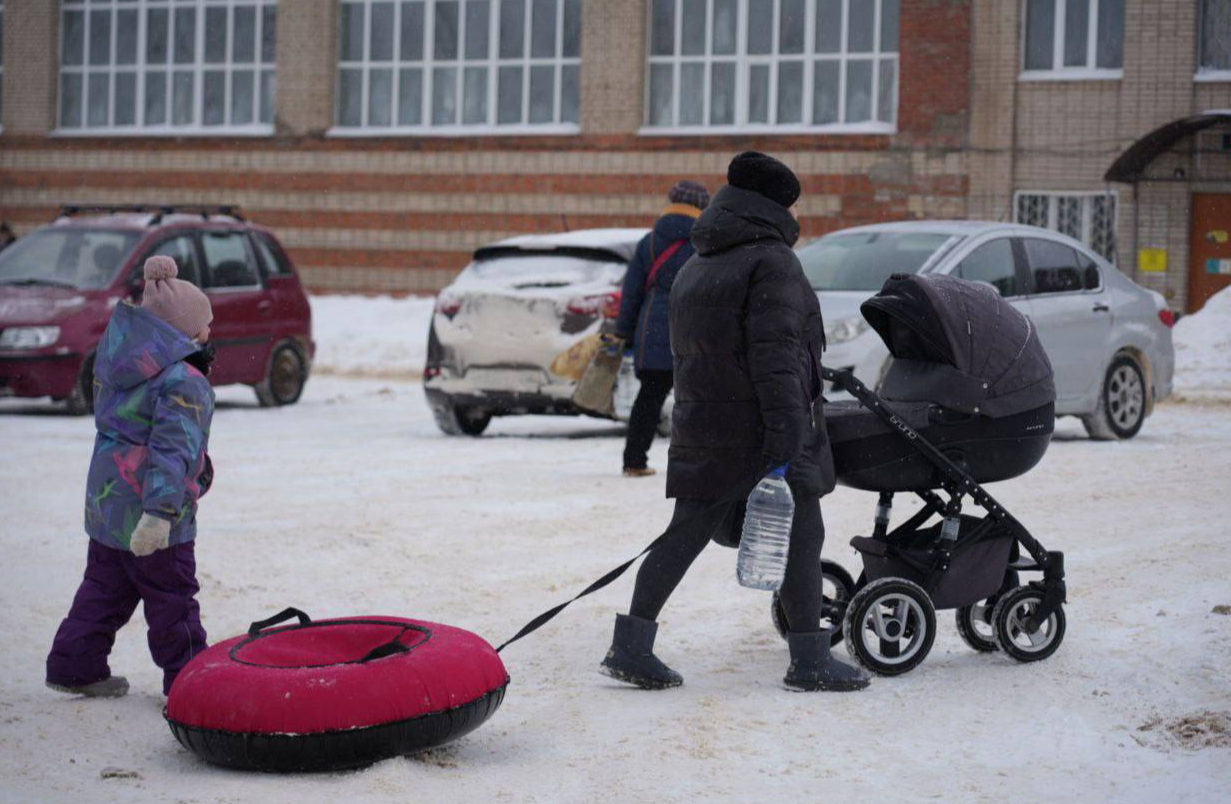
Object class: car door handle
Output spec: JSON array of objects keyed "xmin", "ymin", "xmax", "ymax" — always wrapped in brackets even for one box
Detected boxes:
[
  {"xmin": 258, "ymin": 299, "xmax": 273, "ymax": 314},
  {"xmin": 1092, "ymin": 303, "xmax": 1110, "ymax": 313}
]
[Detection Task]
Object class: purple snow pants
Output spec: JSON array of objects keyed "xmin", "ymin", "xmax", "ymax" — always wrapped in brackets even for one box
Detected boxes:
[{"xmin": 46, "ymin": 539, "xmax": 207, "ymax": 695}]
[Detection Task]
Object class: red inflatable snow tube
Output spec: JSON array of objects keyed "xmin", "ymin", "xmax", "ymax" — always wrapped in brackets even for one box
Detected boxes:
[{"xmin": 165, "ymin": 608, "xmax": 509, "ymax": 772}]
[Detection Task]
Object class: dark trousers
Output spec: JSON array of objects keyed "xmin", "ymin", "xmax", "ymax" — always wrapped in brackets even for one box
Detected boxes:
[
  {"xmin": 623, "ymin": 369, "xmax": 674, "ymax": 470},
  {"xmin": 629, "ymin": 495, "xmax": 826, "ymax": 632},
  {"xmin": 47, "ymin": 539, "xmax": 208, "ymax": 695}
]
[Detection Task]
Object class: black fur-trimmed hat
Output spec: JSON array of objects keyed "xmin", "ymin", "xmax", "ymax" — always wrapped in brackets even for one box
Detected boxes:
[{"xmin": 726, "ymin": 151, "xmax": 801, "ymax": 209}]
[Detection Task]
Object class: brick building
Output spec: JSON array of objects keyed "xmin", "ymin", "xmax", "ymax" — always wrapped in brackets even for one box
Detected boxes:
[
  {"xmin": 0, "ymin": 0, "xmax": 969, "ymax": 294},
  {"xmin": 970, "ymin": 0, "xmax": 1231, "ymax": 313},
  {"xmin": 0, "ymin": 0, "xmax": 1227, "ymax": 309}
]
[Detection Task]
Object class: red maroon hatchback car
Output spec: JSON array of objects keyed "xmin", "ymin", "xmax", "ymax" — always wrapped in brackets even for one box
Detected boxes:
[{"xmin": 0, "ymin": 205, "xmax": 314, "ymax": 413}]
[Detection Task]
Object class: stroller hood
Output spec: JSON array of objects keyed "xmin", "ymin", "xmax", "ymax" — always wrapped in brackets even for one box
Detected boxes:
[{"xmin": 860, "ymin": 273, "xmax": 1055, "ymax": 418}]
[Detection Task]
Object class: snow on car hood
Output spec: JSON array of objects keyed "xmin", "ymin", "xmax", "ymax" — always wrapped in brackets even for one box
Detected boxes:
[
  {"xmin": 0, "ymin": 285, "xmax": 93, "ymax": 325},
  {"xmin": 817, "ymin": 289, "xmax": 875, "ymax": 326}
]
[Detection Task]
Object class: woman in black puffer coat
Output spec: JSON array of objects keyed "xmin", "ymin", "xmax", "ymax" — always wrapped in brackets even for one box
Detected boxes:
[{"xmin": 600, "ymin": 152, "xmax": 868, "ymax": 693}]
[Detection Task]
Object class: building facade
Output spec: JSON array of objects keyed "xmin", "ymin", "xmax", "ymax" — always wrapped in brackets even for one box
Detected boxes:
[
  {"xmin": 0, "ymin": 0, "xmax": 1227, "ymax": 310},
  {"xmin": 971, "ymin": 0, "xmax": 1231, "ymax": 313},
  {"xmin": 0, "ymin": 0, "xmax": 970, "ymax": 293}
]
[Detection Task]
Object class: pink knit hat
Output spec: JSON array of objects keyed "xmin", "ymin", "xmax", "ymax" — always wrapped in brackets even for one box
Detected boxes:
[{"xmin": 141, "ymin": 256, "xmax": 213, "ymax": 339}]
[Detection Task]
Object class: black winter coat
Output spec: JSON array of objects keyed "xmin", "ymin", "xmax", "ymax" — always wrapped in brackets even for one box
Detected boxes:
[{"xmin": 666, "ymin": 185, "xmax": 836, "ymax": 501}]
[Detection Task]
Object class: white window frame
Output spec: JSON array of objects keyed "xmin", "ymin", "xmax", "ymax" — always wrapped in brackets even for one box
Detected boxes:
[
  {"xmin": 1013, "ymin": 190, "xmax": 1118, "ymax": 263},
  {"xmin": 640, "ymin": 0, "xmax": 899, "ymax": 135},
  {"xmin": 1196, "ymin": 0, "xmax": 1231, "ymax": 81},
  {"xmin": 1019, "ymin": 0, "xmax": 1124, "ymax": 82},
  {"xmin": 55, "ymin": 0, "xmax": 277, "ymax": 137},
  {"xmin": 330, "ymin": 0, "xmax": 582, "ymax": 137}
]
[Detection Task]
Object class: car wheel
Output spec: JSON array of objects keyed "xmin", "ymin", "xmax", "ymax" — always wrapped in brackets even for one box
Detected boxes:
[
  {"xmin": 1082, "ymin": 355, "xmax": 1146, "ymax": 440},
  {"xmin": 430, "ymin": 398, "xmax": 492, "ymax": 436},
  {"xmin": 64, "ymin": 353, "xmax": 96, "ymax": 416},
  {"xmin": 255, "ymin": 343, "xmax": 308, "ymax": 407}
]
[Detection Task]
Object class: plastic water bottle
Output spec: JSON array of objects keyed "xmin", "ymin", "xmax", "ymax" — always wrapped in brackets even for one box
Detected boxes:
[{"xmin": 737, "ymin": 470, "xmax": 795, "ymax": 591}]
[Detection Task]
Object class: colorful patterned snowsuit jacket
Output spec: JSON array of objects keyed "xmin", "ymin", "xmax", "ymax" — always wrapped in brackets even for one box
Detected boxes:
[{"xmin": 84, "ymin": 303, "xmax": 215, "ymax": 551}]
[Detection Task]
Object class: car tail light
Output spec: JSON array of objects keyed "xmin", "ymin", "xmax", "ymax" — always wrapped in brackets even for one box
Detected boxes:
[
  {"xmin": 1158, "ymin": 309, "xmax": 1176, "ymax": 329},
  {"xmin": 436, "ymin": 292, "xmax": 461, "ymax": 317},
  {"xmin": 423, "ymin": 366, "xmax": 442, "ymax": 380},
  {"xmin": 567, "ymin": 291, "xmax": 622, "ymax": 319}
]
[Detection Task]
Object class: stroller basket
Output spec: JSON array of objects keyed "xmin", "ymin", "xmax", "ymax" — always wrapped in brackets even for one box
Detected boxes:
[{"xmin": 851, "ymin": 515, "xmax": 1015, "ymax": 610}]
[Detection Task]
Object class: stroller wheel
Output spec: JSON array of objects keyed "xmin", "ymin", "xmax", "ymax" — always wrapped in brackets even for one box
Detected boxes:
[
  {"xmin": 991, "ymin": 586, "xmax": 1066, "ymax": 663},
  {"xmin": 842, "ymin": 577, "xmax": 936, "ymax": 676},
  {"xmin": 771, "ymin": 560, "xmax": 856, "ymax": 645},
  {"xmin": 955, "ymin": 602, "xmax": 999, "ymax": 652}
]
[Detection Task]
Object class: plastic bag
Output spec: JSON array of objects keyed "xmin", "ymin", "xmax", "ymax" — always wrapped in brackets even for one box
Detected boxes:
[
  {"xmin": 613, "ymin": 354, "xmax": 639, "ymax": 421},
  {"xmin": 549, "ymin": 333, "xmax": 603, "ymax": 381}
]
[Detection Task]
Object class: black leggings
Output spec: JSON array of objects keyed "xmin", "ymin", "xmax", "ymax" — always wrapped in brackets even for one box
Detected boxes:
[{"xmin": 629, "ymin": 496, "xmax": 826, "ymax": 633}]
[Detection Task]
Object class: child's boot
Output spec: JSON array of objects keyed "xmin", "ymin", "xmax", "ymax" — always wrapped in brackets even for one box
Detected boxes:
[{"xmin": 46, "ymin": 676, "xmax": 129, "ymax": 698}]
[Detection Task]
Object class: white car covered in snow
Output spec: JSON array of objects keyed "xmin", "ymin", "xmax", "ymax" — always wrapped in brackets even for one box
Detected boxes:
[
  {"xmin": 424, "ymin": 229, "xmax": 646, "ymax": 435},
  {"xmin": 802, "ymin": 221, "xmax": 1176, "ymax": 439}
]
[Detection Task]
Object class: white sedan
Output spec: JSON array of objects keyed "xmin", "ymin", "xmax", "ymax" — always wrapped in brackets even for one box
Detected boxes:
[{"xmin": 802, "ymin": 221, "xmax": 1176, "ymax": 439}]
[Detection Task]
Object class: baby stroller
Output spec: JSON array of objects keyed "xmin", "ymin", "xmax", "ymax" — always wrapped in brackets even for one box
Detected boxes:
[{"xmin": 771, "ymin": 273, "xmax": 1067, "ymax": 675}]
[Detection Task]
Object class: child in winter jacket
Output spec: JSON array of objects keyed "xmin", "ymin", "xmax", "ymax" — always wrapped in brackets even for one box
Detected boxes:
[{"xmin": 46, "ymin": 256, "xmax": 216, "ymax": 698}]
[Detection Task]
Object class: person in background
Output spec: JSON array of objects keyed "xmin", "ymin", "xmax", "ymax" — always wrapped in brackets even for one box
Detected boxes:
[
  {"xmin": 614, "ymin": 180, "xmax": 710, "ymax": 477},
  {"xmin": 45, "ymin": 256, "xmax": 216, "ymax": 698},
  {"xmin": 600, "ymin": 152, "xmax": 869, "ymax": 693}
]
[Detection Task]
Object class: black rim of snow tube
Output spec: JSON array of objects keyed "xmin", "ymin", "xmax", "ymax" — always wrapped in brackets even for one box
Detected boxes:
[{"xmin": 165, "ymin": 679, "xmax": 509, "ymax": 773}]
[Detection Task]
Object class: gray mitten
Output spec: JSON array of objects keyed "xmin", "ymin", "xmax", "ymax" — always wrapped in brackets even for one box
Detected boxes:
[{"xmin": 130, "ymin": 513, "xmax": 171, "ymax": 557}]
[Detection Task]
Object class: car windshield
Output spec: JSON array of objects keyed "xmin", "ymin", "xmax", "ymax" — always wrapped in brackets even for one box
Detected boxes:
[
  {"xmin": 798, "ymin": 231, "xmax": 961, "ymax": 291},
  {"xmin": 0, "ymin": 228, "xmax": 140, "ymax": 290},
  {"xmin": 461, "ymin": 253, "xmax": 625, "ymax": 288}
]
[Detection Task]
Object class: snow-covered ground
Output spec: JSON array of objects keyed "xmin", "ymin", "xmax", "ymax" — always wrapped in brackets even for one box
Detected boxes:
[
  {"xmin": 310, "ymin": 294, "xmax": 434, "ymax": 379},
  {"xmin": 1, "ymin": 295, "xmax": 1230, "ymax": 804}
]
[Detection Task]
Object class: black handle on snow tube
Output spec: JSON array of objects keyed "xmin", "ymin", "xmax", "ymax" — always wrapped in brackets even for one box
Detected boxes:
[
  {"xmin": 248, "ymin": 607, "xmax": 312, "ymax": 636},
  {"xmin": 358, "ymin": 637, "xmax": 412, "ymax": 663}
]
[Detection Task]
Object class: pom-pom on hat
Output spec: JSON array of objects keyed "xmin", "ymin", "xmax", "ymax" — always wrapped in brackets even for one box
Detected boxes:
[
  {"xmin": 141, "ymin": 256, "xmax": 213, "ymax": 339},
  {"xmin": 667, "ymin": 180, "xmax": 711, "ymax": 210},
  {"xmin": 726, "ymin": 151, "xmax": 801, "ymax": 209}
]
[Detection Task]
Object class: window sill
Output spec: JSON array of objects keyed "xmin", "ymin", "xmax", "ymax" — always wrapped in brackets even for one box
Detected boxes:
[
  {"xmin": 637, "ymin": 122, "xmax": 897, "ymax": 137},
  {"xmin": 326, "ymin": 124, "xmax": 581, "ymax": 138},
  {"xmin": 1194, "ymin": 70, "xmax": 1231, "ymax": 83},
  {"xmin": 1018, "ymin": 69, "xmax": 1124, "ymax": 82},
  {"xmin": 51, "ymin": 125, "xmax": 276, "ymax": 138}
]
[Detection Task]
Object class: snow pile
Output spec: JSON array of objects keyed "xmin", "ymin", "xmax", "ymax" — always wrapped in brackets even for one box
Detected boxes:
[
  {"xmin": 1172, "ymin": 286, "xmax": 1231, "ymax": 401},
  {"xmin": 309, "ymin": 294, "xmax": 435, "ymax": 379}
]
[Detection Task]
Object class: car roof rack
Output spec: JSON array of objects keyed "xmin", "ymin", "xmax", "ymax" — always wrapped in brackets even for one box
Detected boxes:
[{"xmin": 58, "ymin": 204, "xmax": 245, "ymax": 225}]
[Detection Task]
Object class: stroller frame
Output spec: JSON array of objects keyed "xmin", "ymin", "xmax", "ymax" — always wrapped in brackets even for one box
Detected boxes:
[{"xmin": 822, "ymin": 366, "xmax": 1067, "ymax": 673}]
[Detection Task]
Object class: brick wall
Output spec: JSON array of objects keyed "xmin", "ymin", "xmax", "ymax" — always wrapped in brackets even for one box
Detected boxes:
[
  {"xmin": 0, "ymin": 0, "xmax": 972, "ymax": 295},
  {"xmin": 0, "ymin": 0, "xmax": 58, "ymax": 134}
]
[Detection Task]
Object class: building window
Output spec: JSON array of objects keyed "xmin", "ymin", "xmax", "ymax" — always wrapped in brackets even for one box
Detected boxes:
[
  {"xmin": 1021, "ymin": 0, "xmax": 1123, "ymax": 78},
  {"xmin": 335, "ymin": 0, "xmax": 582, "ymax": 133},
  {"xmin": 1015, "ymin": 191, "xmax": 1117, "ymax": 262},
  {"xmin": 58, "ymin": 0, "xmax": 277, "ymax": 134},
  {"xmin": 1199, "ymin": 0, "xmax": 1231, "ymax": 78},
  {"xmin": 644, "ymin": 0, "xmax": 899, "ymax": 132}
]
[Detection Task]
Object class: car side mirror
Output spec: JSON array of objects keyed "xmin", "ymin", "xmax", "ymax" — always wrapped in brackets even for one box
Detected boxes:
[{"xmin": 128, "ymin": 275, "xmax": 144, "ymax": 300}]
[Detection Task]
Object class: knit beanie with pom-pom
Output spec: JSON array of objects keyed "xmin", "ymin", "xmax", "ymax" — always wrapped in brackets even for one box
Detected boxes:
[{"xmin": 140, "ymin": 256, "xmax": 213, "ymax": 339}]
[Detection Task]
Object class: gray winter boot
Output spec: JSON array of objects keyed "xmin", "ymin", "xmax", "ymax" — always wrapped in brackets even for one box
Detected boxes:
[
  {"xmin": 46, "ymin": 676, "xmax": 130, "ymax": 698},
  {"xmin": 784, "ymin": 630, "xmax": 870, "ymax": 692},
  {"xmin": 599, "ymin": 614, "xmax": 683, "ymax": 690}
]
